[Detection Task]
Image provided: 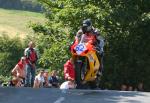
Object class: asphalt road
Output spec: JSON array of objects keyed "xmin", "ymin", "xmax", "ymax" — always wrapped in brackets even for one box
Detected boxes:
[{"xmin": 0, "ymin": 87, "xmax": 150, "ymax": 103}]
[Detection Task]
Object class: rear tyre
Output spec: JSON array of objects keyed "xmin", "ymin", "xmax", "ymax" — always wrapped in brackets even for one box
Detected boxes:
[{"xmin": 89, "ymin": 75, "xmax": 101, "ymax": 89}]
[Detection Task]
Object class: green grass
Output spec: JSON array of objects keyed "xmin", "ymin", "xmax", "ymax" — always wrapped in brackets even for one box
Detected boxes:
[{"xmin": 0, "ymin": 8, "xmax": 46, "ymax": 38}]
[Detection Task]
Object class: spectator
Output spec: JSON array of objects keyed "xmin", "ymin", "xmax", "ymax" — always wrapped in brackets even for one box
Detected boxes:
[
  {"xmin": 43, "ymin": 70, "xmax": 51, "ymax": 88},
  {"xmin": 128, "ymin": 86, "xmax": 133, "ymax": 91},
  {"xmin": 121, "ymin": 84, "xmax": 127, "ymax": 91},
  {"xmin": 11, "ymin": 57, "xmax": 26, "ymax": 85},
  {"xmin": 60, "ymin": 58, "xmax": 76, "ymax": 90},
  {"xmin": 33, "ymin": 69, "xmax": 44, "ymax": 88},
  {"xmin": 24, "ymin": 41, "xmax": 38, "ymax": 87},
  {"xmin": 64, "ymin": 58, "xmax": 75, "ymax": 81},
  {"xmin": 49, "ymin": 70, "xmax": 59, "ymax": 88},
  {"xmin": 60, "ymin": 80, "xmax": 76, "ymax": 90},
  {"xmin": 137, "ymin": 82, "xmax": 144, "ymax": 91},
  {"xmin": 8, "ymin": 77, "xmax": 22, "ymax": 87}
]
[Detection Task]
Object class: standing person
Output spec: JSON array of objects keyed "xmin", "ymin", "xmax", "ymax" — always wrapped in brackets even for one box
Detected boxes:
[
  {"xmin": 11, "ymin": 56, "xmax": 26, "ymax": 85},
  {"xmin": 24, "ymin": 41, "xmax": 38, "ymax": 87}
]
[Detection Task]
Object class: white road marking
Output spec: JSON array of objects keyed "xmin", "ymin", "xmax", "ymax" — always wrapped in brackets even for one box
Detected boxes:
[{"xmin": 54, "ymin": 97, "xmax": 65, "ymax": 103}]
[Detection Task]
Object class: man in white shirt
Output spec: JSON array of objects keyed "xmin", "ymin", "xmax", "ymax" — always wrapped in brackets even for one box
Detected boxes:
[{"xmin": 33, "ymin": 69, "xmax": 45, "ymax": 88}]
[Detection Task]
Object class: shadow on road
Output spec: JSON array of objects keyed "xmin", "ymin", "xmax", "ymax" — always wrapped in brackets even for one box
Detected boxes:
[
  {"xmin": 0, "ymin": 87, "xmax": 149, "ymax": 103},
  {"xmin": 68, "ymin": 89, "xmax": 149, "ymax": 103}
]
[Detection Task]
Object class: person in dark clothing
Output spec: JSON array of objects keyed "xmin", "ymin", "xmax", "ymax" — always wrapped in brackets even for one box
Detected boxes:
[
  {"xmin": 75, "ymin": 19, "xmax": 104, "ymax": 75},
  {"xmin": 49, "ymin": 70, "xmax": 59, "ymax": 88},
  {"xmin": 8, "ymin": 77, "xmax": 22, "ymax": 87}
]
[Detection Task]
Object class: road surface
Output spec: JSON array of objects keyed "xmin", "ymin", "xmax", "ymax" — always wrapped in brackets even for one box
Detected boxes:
[{"xmin": 0, "ymin": 87, "xmax": 150, "ymax": 103}]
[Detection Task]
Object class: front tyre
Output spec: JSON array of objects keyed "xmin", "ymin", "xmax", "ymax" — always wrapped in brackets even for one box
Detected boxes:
[
  {"xmin": 75, "ymin": 59, "xmax": 88, "ymax": 89},
  {"xmin": 75, "ymin": 60, "xmax": 84, "ymax": 88}
]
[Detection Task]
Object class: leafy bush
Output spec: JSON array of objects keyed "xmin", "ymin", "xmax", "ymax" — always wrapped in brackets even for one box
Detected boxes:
[
  {"xmin": 0, "ymin": 75, "xmax": 11, "ymax": 85},
  {"xmin": 0, "ymin": 34, "xmax": 24, "ymax": 76}
]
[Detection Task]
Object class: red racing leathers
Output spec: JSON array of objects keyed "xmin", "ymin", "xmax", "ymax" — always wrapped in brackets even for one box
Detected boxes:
[{"xmin": 64, "ymin": 60, "xmax": 75, "ymax": 81}]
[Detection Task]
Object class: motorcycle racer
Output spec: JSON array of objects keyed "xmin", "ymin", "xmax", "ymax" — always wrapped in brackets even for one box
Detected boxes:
[{"xmin": 75, "ymin": 19, "xmax": 104, "ymax": 75}]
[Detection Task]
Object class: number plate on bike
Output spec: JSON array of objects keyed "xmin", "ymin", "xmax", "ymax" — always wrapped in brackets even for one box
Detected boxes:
[{"xmin": 75, "ymin": 43, "xmax": 87, "ymax": 55}]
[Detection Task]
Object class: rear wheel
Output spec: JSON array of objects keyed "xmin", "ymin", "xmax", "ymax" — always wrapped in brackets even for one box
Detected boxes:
[{"xmin": 88, "ymin": 75, "xmax": 101, "ymax": 89}]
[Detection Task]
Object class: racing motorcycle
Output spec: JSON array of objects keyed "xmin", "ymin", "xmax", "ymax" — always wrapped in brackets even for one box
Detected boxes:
[{"xmin": 70, "ymin": 34, "xmax": 101, "ymax": 89}]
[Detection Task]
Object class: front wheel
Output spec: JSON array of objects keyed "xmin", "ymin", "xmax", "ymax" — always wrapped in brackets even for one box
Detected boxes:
[
  {"xmin": 75, "ymin": 58, "xmax": 88, "ymax": 89},
  {"xmin": 75, "ymin": 60, "xmax": 84, "ymax": 88}
]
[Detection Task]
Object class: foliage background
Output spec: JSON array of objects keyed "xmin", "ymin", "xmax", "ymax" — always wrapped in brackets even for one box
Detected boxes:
[{"xmin": 0, "ymin": 0, "xmax": 150, "ymax": 91}]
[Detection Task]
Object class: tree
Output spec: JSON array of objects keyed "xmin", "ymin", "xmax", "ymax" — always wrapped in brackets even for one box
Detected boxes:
[
  {"xmin": 31, "ymin": 0, "xmax": 150, "ymax": 90},
  {"xmin": 102, "ymin": 0, "xmax": 150, "ymax": 90},
  {"xmin": 31, "ymin": 0, "xmax": 110, "ymax": 71},
  {"xmin": 0, "ymin": 34, "xmax": 24, "ymax": 76}
]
